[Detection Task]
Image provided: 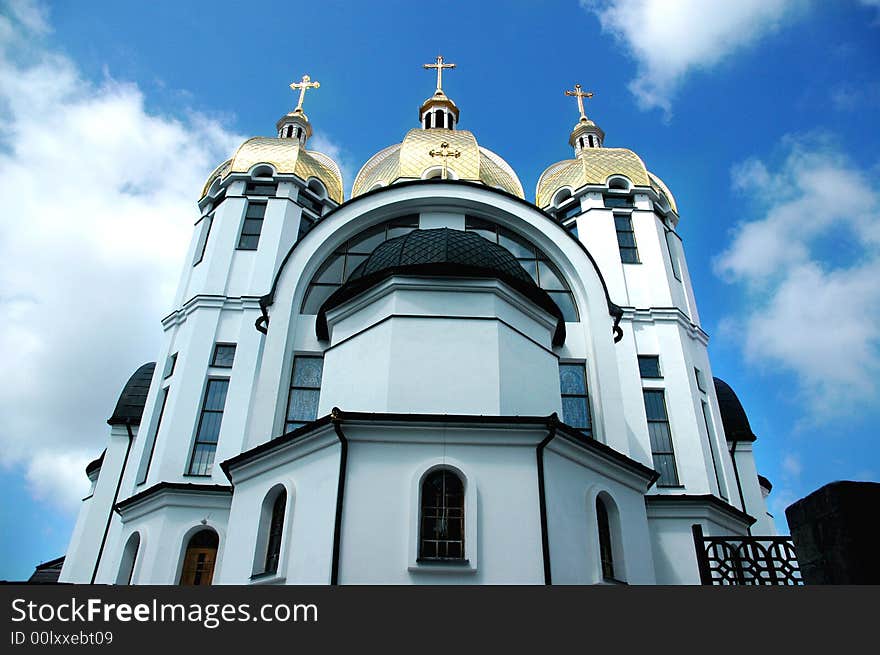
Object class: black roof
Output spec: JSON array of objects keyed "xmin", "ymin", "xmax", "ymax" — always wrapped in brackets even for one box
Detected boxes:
[
  {"xmin": 316, "ymin": 228, "xmax": 566, "ymax": 345},
  {"xmin": 28, "ymin": 556, "xmax": 65, "ymax": 584},
  {"xmin": 713, "ymin": 377, "xmax": 757, "ymax": 442},
  {"xmin": 108, "ymin": 363, "xmax": 156, "ymax": 426}
]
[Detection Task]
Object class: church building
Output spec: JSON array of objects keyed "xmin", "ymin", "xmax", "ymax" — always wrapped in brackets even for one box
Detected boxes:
[{"xmin": 59, "ymin": 59, "xmax": 779, "ymax": 585}]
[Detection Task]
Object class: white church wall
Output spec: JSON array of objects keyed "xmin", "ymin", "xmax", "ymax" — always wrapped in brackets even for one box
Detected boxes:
[{"xmin": 543, "ymin": 445, "xmax": 656, "ymax": 584}]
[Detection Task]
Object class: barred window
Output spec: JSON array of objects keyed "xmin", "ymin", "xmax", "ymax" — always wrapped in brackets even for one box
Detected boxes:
[
  {"xmin": 419, "ymin": 469, "xmax": 465, "ymax": 561},
  {"xmin": 466, "ymin": 216, "xmax": 579, "ymax": 322},
  {"xmin": 237, "ymin": 201, "xmax": 266, "ymax": 250},
  {"xmin": 285, "ymin": 355, "xmax": 323, "ymax": 432},
  {"xmin": 301, "ymin": 216, "xmax": 419, "ymax": 315},
  {"xmin": 187, "ymin": 379, "xmax": 229, "ymax": 476},
  {"xmin": 559, "ymin": 362, "xmax": 592, "ymax": 436},
  {"xmin": 643, "ymin": 389, "xmax": 680, "ymax": 486}
]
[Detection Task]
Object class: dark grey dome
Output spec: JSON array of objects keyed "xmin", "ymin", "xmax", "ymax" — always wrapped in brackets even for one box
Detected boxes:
[
  {"xmin": 316, "ymin": 228, "xmax": 566, "ymax": 344},
  {"xmin": 713, "ymin": 377, "xmax": 757, "ymax": 442},
  {"xmin": 108, "ymin": 362, "xmax": 156, "ymax": 426}
]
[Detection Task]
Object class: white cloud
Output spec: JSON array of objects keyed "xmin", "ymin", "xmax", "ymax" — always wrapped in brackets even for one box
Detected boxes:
[
  {"xmin": 781, "ymin": 454, "xmax": 802, "ymax": 478},
  {"xmin": 0, "ymin": 2, "xmax": 244, "ymax": 512},
  {"xmin": 714, "ymin": 135, "xmax": 880, "ymax": 421},
  {"xmin": 581, "ymin": 0, "xmax": 804, "ymax": 113}
]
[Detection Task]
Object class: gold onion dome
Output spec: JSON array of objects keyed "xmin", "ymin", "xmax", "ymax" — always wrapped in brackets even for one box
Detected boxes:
[
  {"xmin": 535, "ymin": 85, "xmax": 677, "ymax": 213},
  {"xmin": 352, "ymin": 55, "xmax": 523, "ymax": 199},
  {"xmin": 351, "ymin": 128, "xmax": 524, "ymax": 199},
  {"xmin": 200, "ymin": 75, "xmax": 344, "ymax": 203}
]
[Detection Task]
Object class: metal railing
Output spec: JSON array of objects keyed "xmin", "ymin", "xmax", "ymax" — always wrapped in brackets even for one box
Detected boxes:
[{"xmin": 692, "ymin": 524, "xmax": 803, "ymax": 585}]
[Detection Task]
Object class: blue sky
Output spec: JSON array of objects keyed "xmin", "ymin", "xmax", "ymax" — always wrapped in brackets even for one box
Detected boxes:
[{"xmin": 1, "ymin": 0, "xmax": 878, "ymax": 580}]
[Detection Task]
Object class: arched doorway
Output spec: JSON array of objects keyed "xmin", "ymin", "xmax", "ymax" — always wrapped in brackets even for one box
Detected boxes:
[{"xmin": 179, "ymin": 529, "xmax": 219, "ymax": 585}]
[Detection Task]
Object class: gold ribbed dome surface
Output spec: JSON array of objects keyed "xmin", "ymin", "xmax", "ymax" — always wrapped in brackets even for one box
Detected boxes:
[
  {"xmin": 535, "ymin": 148, "xmax": 677, "ymax": 213},
  {"xmin": 352, "ymin": 128, "xmax": 524, "ymax": 199},
  {"xmin": 201, "ymin": 137, "xmax": 344, "ymax": 203}
]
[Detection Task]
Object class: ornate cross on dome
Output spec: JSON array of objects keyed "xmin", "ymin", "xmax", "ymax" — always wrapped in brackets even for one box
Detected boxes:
[
  {"xmin": 565, "ymin": 84, "xmax": 594, "ymax": 120},
  {"xmin": 290, "ymin": 74, "xmax": 320, "ymax": 112},
  {"xmin": 424, "ymin": 55, "xmax": 456, "ymax": 92},
  {"xmin": 429, "ymin": 141, "xmax": 461, "ymax": 179}
]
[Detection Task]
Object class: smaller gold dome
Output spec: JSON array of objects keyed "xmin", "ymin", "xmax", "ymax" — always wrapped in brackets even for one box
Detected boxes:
[
  {"xmin": 535, "ymin": 148, "xmax": 677, "ymax": 213},
  {"xmin": 352, "ymin": 128, "xmax": 524, "ymax": 199},
  {"xmin": 201, "ymin": 137, "xmax": 344, "ymax": 203}
]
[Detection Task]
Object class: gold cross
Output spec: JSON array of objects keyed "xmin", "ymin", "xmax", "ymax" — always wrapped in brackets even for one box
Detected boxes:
[
  {"xmin": 565, "ymin": 84, "xmax": 594, "ymax": 120},
  {"xmin": 290, "ymin": 74, "xmax": 320, "ymax": 112},
  {"xmin": 423, "ymin": 55, "xmax": 456, "ymax": 92},
  {"xmin": 428, "ymin": 141, "xmax": 461, "ymax": 179}
]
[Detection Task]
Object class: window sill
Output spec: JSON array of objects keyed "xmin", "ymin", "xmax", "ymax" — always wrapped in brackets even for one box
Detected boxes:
[
  {"xmin": 409, "ymin": 559, "xmax": 476, "ymax": 575},
  {"xmin": 249, "ymin": 571, "xmax": 286, "ymax": 585}
]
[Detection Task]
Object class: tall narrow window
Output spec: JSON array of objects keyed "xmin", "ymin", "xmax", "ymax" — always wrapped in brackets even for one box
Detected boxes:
[
  {"xmin": 163, "ymin": 353, "xmax": 177, "ymax": 379},
  {"xmin": 285, "ymin": 355, "xmax": 323, "ymax": 432},
  {"xmin": 643, "ymin": 389, "xmax": 679, "ymax": 486},
  {"xmin": 192, "ymin": 214, "xmax": 212, "ymax": 265},
  {"xmin": 666, "ymin": 229, "xmax": 682, "ymax": 280},
  {"xmin": 264, "ymin": 492, "xmax": 287, "ymax": 574},
  {"xmin": 179, "ymin": 530, "xmax": 218, "ymax": 585},
  {"xmin": 419, "ymin": 469, "xmax": 465, "ymax": 561},
  {"xmin": 615, "ymin": 214, "xmax": 640, "ymax": 263},
  {"xmin": 116, "ymin": 532, "xmax": 141, "ymax": 585},
  {"xmin": 559, "ymin": 363, "xmax": 592, "ymax": 437},
  {"xmin": 137, "ymin": 386, "xmax": 168, "ymax": 485},
  {"xmin": 237, "ymin": 201, "xmax": 266, "ymax": 250},
  {"xmin": 597, "ymin": 498, "xmax": 615, "ymax": 581},
  {"xmin": 211, "ymin": 343, "xmax": 236, "ymax": 368},
  {"xmin": 188, "ymin": 379, "xmax": 229, "ymax": 476},
  {"xmin": 702, "ymin": 401, "xmax": 727, "ymax": 500},
  {"xmin": 434, "ymin": 109, "xmax": 444, "ymax": 129},
  {"xmin": 423, "ymin": 114, "xmax": 430, "ymax": 129}
]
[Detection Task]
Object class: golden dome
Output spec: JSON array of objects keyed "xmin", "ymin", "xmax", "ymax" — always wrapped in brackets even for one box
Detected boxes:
[
  {"xmin": 535, "ymin": 148, "xmax": 677, "ymax": 213},
  {"xmin": 351, "ymin": 128, "xmax": 524, "ymax": 199},
  {"xmin": 201, "ymin": 136, "xmax": 344, "ymax": 203}
]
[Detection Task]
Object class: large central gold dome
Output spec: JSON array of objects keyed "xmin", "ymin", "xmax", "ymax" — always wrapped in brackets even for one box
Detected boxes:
[{"xmin": 351, "ymin": 128, "xmax": 524, "ymax": 199}]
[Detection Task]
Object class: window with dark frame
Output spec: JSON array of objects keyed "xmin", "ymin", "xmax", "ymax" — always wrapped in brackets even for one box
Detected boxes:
[
  {"xmin": 597, "ymin": 498, "xmax": 615, "ymax": 580},
  {"xmin": 187, "ymin": 378, "xmax": 229, "ymax": 476},
  {"xmin": 614, "ymin": 214, "xmax": 640, "ymax": 263},
  {"xmin": 297, "ymin": 190, "xmax": 323, "ymax": 215},
  {"xmin": 559, "ymin": 362, "xmax": 592, "ymax": 437},
  {"xmin": 419, "ymin": 469, "xmax": 465, "ymax": 561},
  {"xmin": 211, "ymin": 343, "xmax": 236, "ymax": 368},
  {"xmin": 163, "ymin": 353, "xmax": 177, "ymax": 379},
  {"xmin": 554, "ymin": 200, "xmax": 581, "ymax": 222},
  {"xmin": 638, "ymin": 355, "xmax": 662, "ymax": 379},
  {"xmin": 301, "ymin": 216, "xmax": 419, "ymax": 315},
  {"xmin": 237, "ymin": 201, "xmax": 266, "ymax": 250},
  {"xmin": 245, "ymin": 181, "xmax": 277, "ymax": 197},
  {"xmin": 604, "ymin": 194, "xmax": 634, "ymax": 209},
  {"xmin": 701, "ymin": 401, "xmax": 727, "ymax": 500},
  {"xmin": 466, "ymin": 216, "xmax": 579, "ymax": 322},
  {"xmin": 263, "ymin": 492, "xmax": 286, "ymax": 574},
  {"xmin": 192, "ymin": 214, "xmax": 213, "ymax": 266},
  {"xmin": 642, "ymin": 389, "xmax": 680, "ymax": 486},
  {"xmin": 285, "ymin": 355, "xmax": 323, "ymax": 432}
]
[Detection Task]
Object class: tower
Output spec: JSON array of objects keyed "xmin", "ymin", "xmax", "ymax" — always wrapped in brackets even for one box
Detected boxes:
[{"xmin": 59, "ymin": 66, "xmax": 778, "ymax": 586}]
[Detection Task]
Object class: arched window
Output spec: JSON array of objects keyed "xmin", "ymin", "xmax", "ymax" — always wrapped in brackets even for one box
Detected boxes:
[
  {"xmin": 579, "ymin": 137, "xmax": 584, "ymax": 149},
  {"xmin": 588, "ymin": 134, "xmax": 595, "ymax": 147},
  {"xmin": 465, "ymin": 216, "xmax": 579, "ymax": 321},
  {"xmin": 301, "ymin": 216, "xmax": 419, "ymax": 314},
  {"xmin": 424, "ymin": 114, "xmax": 431, "ymax": 129},
  {"xmin": 419, "ymin": 469, "xmax": 465, "ymax": 560},
  {"xmin": 116, "ymin": 532, "xmax": 140, "ymax": 585},
  {"xmin": 434, "ymin": 109, "xmax": 445, "ymax": 129},
  {"xmin": 264, "ymin": 491, "xmax": 287, "ymax": 574},
  {"xmin": 597, "ymin": 497, "xmax": 615, "ymax": 580},
  {"xmin": 179, "ymin": 529, "xmax": 218, "ymax": 585}
]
